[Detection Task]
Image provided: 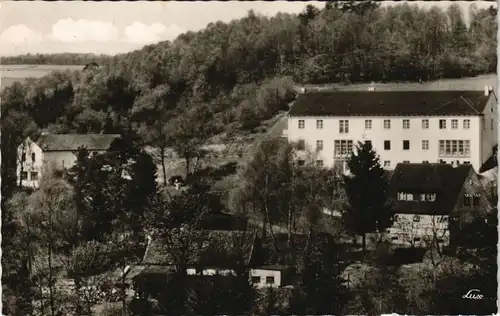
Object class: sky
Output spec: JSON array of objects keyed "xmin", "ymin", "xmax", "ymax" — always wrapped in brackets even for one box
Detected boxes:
[{"xmin": 0, "ymin": 1, "xmax": 495, "ymax": 56}]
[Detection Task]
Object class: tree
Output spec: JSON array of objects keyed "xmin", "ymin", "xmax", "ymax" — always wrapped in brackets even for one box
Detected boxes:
[
  {"xmin": 26, "ymin": 175, "xmax": 76, "ymax": 316},
  {"xmin": 342, "ymin": 141, "xmax": 393, "ymax": 251},
  {"xmin": 166, "ymin": 104, "xmax": 217, "ymax": 180},
  {"xmin": 291, "ymin": 234, "xmax": 348, "ymax": 314}
]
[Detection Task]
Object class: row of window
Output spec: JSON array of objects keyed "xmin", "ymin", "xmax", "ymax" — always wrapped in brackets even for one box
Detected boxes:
[
  {"xmin": 390, "ymin": 235, "xmax": 446, "ymax": 243},
  {"xmin": 397, "ymin": 192, "xmax": 436, "ymax": 202},
  {"xmin": 299, "ymin": 139, "xmax": 471, "ymax": 157},
  {"xmin": 20, "ymin": 171, "xmax": 39, "ymax": 181},
  {"xmin": 21, "ymin": 152, "xmax": 36, "ymax": 162},
  {"xmin": 251, "ymin": 276, "xmax": 275, "ymax": 285},
  {"xmin": 384, "ymin": 160, "xmax": 470, "ymax": 168},
  {"xmin": 299, "ymin": 118, "xmax": 476, "ymax": 132}
]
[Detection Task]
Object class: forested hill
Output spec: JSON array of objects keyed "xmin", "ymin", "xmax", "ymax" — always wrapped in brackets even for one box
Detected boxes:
[{"xmin": 1, "ymin": 2, "xmax": 497, "ymax": 199}]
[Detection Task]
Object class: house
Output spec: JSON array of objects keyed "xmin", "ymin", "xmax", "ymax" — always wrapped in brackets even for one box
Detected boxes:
[
  {"xmin": 17, "ymin": 133, "xmax": 120, "ymax": 187},
  {"xmin": 386, "ymin": 163, "xmax": 492, "ymax": 248},
  {"xmin": 133, "ymin": 229, "xmax": 292, "ymax": 290},
  {"xmin": 284, "ymin": 87, "xmax": 497, "ymax": 173}
]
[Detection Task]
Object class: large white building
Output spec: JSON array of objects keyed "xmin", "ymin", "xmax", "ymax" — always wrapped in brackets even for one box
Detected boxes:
[
  {"xmin": 17, "ymin": 133, "xmax": 120, "ymax": 188},
  {"xmin": 284, "ymin": 87, "xmax": 497, "ymax": 172}
]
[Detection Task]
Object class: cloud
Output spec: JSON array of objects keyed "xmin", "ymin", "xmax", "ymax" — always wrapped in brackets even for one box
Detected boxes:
[
  {"xmin": 49, "ymin": 18, "xmax": 119, "ymax": 43},
  {"xmin": 123, "ymin": 22, "xmax": 185, "ymax": 44},
  {"xmin": 0, "ymin": 24, "xmax": 43, "ymax": 44}
]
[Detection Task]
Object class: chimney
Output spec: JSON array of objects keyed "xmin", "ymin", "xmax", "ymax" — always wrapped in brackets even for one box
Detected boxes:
[
  {"xmin": 368, "ymin": 82, "xmax": 375, "ymax": 91},
  {"xmin": 484, "ymin": 85, "xmax": 492, "ymax": 96}
]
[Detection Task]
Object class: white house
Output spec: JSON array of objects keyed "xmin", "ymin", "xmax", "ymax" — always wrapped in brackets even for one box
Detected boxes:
[
  {"xmin": 17, "ymin": 133, "xmax": 120, "ymax": 187},
  {"xmin": 386, "ymin": 163, "xmax": 492, "ymax": 248},
  {"xmin": 284, "ymin": 87, "xmax": 497, "ymax": 173}
]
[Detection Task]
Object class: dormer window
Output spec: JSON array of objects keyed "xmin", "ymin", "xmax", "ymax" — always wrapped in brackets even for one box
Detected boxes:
[{"xmin": 413, "ymin": 215, "xmax": 421, "ymax": 222}]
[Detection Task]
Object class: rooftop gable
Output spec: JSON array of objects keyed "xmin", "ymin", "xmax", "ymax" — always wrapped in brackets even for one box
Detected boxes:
[
  {"xmin": 387, "ymin": 163, "xmax": 474, "ymax": 215},
  {"xmin": 143, "ymin": 229, "xmax": 258, "ymax": 268},
  {"xmin": 289, "ymin": 91, "xmax": 489, "ymax": 117},
  {"xmin": 36, "ymin": 134, "xmax": 121, "ymax": 152}
]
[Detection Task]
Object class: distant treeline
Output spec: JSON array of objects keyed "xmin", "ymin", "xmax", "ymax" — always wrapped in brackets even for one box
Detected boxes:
[{"xmin": 0, "ymin": 53, "xmax": 114, "ymax": 66}]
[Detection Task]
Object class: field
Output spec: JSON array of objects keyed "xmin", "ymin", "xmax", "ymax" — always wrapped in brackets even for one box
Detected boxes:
[
  {"xmin": 1, "ymin": 64, "xmax": 84, "ymax": 87},
  {"xmin": 305, "ymin": 74, "xmax": 497, "ymax": 92}
]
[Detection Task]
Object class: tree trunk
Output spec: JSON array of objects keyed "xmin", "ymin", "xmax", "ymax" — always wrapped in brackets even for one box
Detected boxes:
[
  {"xmin": 160, "ymin": 147, "xmax": 167, "ymax": 186},
  {"xmin": 47, "ymin": 207, "xmax": 56, "ymax": 316}
]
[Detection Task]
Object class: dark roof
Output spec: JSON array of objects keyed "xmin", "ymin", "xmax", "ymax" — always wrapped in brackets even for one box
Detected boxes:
[
  {"xmin": 387, "ymin": 163, "xmax": 473, "ymax": 215},
  {"xmin": 36, "ymin": 134, "xmax": 120, "ymax": 151},
  {"xmin": 479, "ymin": 146, "xmax": 498, "ymax": 173},
  {"xmin": 289, "ymin": 91, "xmax": 489, "ymax": 117},
  {"xmin": 142, "ymin": 230, "xmax": 258, "ymax": 268}
]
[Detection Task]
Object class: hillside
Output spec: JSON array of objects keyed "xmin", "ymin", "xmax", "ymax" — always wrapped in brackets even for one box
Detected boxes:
[{"xmin": 2, "ymin": 2, "xmax": 497, "ymax": 200}]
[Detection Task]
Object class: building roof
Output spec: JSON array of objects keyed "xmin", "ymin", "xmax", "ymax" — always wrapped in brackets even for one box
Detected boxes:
[
  {"xmin": 142, "ymin": 230, "xmax": 258, "ymax": 268},
  {"xmin": 387, "ymin": 163, "xmax": 474, "ymax": 215},
  {"xmin": 36, "ymin": 134, "xmax": 121, "ymax": 151},
  {"xmin": 289, "ymin": 91, "xmax": 489, "ymax": 117}
]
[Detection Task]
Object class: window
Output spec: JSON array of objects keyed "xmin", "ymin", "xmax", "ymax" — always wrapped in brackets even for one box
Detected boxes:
[
  {"xmin": 31, "ymin": 172, "xmax": 39, "ymax": 180},
  {"xmin": 413, "ymin": 237, "xmax": 421, "ymax": 242},
  {"xmin": 21, "ymin": 172, "xmax": 28, "ymax": 180},
  {"xmin": 31, "ymin": 153, "xmax": 36, "ymax": 162},
  {"xmin": 384, "ymin": 140, "xmax": 391, "ymax": 150},
  {"xmin": 422, "ymin": 140, "xmax": 429, "ymax": 150},
  {"xmin": 316, "ymin": 160, "xmax": 324, "ymax": 167},
  {"xmin": 451, "ymin": 119, "xmax": 458, "ymax": 129},
  {"xmin": 464, "ymin": 196, "xmax": 471, "ymax": 206},
  {"xmin": 482, "ymin": 118, "xmax": 486, "ymax": 130},
  {"xmin": 403, "ymin": 160, "xmax": 410, "ymax": 163},
  {"xmin": 422, "ymin": 119, "xmax": 429, "ymax": 129},
  {"xmin": 422, "ymin": 160, "xmax": 429, "ymax": 163},
  {"xmin": 384, "ymin": 119, "xmax": 391, "ymax": 129},
  {"xmin": 316, "ymin": 120, "xmax": 323, "ymax": 129},
  {"xmin": 334, "ymin": 140, "xmax": 353, "ymax": 158},
  {"xmin": 298, "ymin": 120, "xmax": 305, "ymax": 129},
  {"xmin": 365, "ymin": 119, "xmax": 372, "ymax": 129},
  {"xmin": 297, "ymin": 160, "xmax": 305, "ymax": 166},
  {"xmin": 266, "ymin": 276, "xmax": 275, "ymax": 284},
  {"xmin": 491, "ymin": 119, "xmax": 494, "ymax": 130},
  {"xmin": 403, "ymin": 119, "xmax": 410, "ymax": 129},
  {"xmin": 463, "ymin": 161, "xmax": 470, "ymax": 164},
  {"xmin": 472, "ymin": 196, "xmax": 480, "ymax": 206},
  {"xmin": 316, "ymin": 140, "xmax": 323, "ymax": 151},
  {"xmin": 398, "ymin": 192, "xmax": 414, "ymax": 201},
  {"xmin": 403, "ymin": 140, "xmax": 410, "ymax": 150},
  {"xmin": 339, "ymin": 120, "xmax": 349, "ymax": 133},
  {"xmin": 439, "ymin": 119, "xmax": 446, "ymax": 129},
  {"xmin": 384, "ymin": 161, "xmax": 390, "ymax": 168},
  {"xmin": 21, "ymin": 153, "xmax": 26, "ymax": 162},
  {"xmin": 251, "ymin": 276, "xmax": 261, "ymax": 284},
  {"xmin": 413, "ymin": 215, "xmax": 421, "ymax": 222},
  {"xmin": 439, "ymin": 140, "xmax": 470, "ymax": 157},
  {"xmin": 297, "ymin": 140, "xmax": 305, "ymax": 150},
  {"xmin": 463, "ymin": 119, "xmax": 470, "ymax": 129},
  {"xmin": 421, "ymin": 193, "xmax": 436, "ymax": 201},
  {"xmin": 391, "ymin": 236, "xmax": 398, "ymax": 241},
  {"xmin": 62, "ymin": 160, "xmax": 65, "ymax": 168}
]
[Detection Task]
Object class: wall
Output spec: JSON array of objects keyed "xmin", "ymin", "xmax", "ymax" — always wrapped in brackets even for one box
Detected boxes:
[
  {"xmin": 185, "ymin": 267, "xmax": 283, "ymax": 288},
  {"xmin": 250, "ymin": 269, "xmax": 282, "ymax": 288},
  {"xmin": 16, "ymin": 138, "xmax": 44, "ymax": 188},
  {"xmin": 288, "ymin": 115, "xmax": 483, "ymax": 171},
  {"xmin": 389, "ymin": 213, "xmax": 450, "ymax": 247},
  {"xmin": 480, "ymin": 93, "xmax": 498, "ymax": 164}
]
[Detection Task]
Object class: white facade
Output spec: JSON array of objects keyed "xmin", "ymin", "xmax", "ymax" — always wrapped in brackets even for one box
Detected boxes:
[
  {"xmin": 16, "ymin": 137, "xmax": 108, "ymax": 188},
  {"xmin": 388, "ymin": 213, "xmax": 450, "ymax": 247},
  {"xmin": 185, "ymin": 267, "xmax": 283, "ymax": 288},
  {"xmin": 286, "ymin": 93, "xmax": 497, "ymax": 172}
]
